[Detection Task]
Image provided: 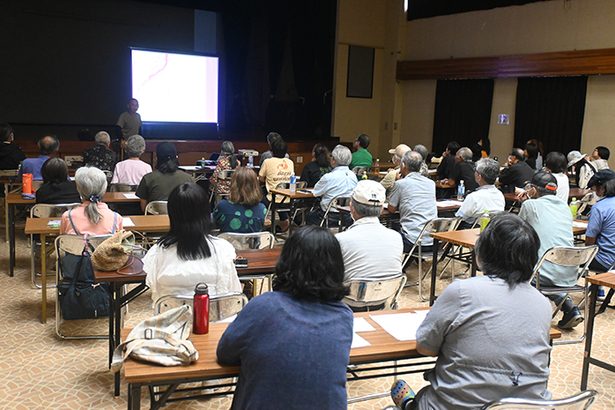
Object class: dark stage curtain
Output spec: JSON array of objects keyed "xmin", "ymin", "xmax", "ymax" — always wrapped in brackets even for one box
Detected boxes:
[
  {"xmin": 514, "ymin": 76, "xmax": 587, "ymax": 155},
  {"xmin": 432, "ymin": 79, "xmax": 494, "ymax": 154}
]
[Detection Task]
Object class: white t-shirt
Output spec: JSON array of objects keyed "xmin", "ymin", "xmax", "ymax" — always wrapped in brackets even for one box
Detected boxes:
[
  {"xmin": 553, "ymin": 173, "xmax": 570, "ymax": 203},
  {"xmin": 455, "ymin": 185, "xmax": 505, "ymax": 225},
  {"xmin": 144, "ymin": 236, "xmax": 241, "ymax": 304},
  {"xmin": 111, "ymin": 159, "xmax": 152, "ymax": 186}
]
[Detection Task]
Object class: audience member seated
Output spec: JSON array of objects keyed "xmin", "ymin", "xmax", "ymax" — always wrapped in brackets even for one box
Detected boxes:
[
  {"xmin": 413, "ymin": 144, "xmax": 431, "ymax": 177},
  {"xmin": 136, "ymin": 142, "xmax": 192, "ymax": 212},
  {"xmin": 214, "ymin": 167, "xmax": 268, "ymax": 233},
  {"xmin": 586, "ymin": 170, "xmax": 615, "ymax": 272},
  {"xmin": 436, "ymin": 141, "xmax": 460, "ymax": 180},
  {"xmin": 111, "ymin": 134, "xmax": 151, "ymax": 186},
  {"xmin": 527, "ymin": 138, "xmax": 545, "ymax": 170},
  {"xmin": 60, "ymin": 167, "xmax": 123, "ymax": 235},
  {"xmin": 518, "ymin": 172, "xmax": 581, "ymax": 329},
  {"xmin": 388, "ymin": 151, "xmax": 437, "ymax": 253},
  {"xmin": 391, "ymin": 214, "xmax": 552, "ymax": 410},
  {"xmin": 20, "ymin": 135, "xmax": 59, "ymax": 181},
  {"xmin": 144, "ymin": 182, "xmax": 241, "ymax": 303},
  {"xmin": 336, "ymin": 180, "xmax": 402, "ymax": 282},
  {"xmin": 210, "ymin": 140, "xmax": 239, "ymax": 197},
  {"xmin": 455, "ymin": 158, "xmax": 504, "ymax": 228},
  {"xmin": 300, "ymin": 143, "xmax": 331, "ymax": 187},
  {"xmin": 350, "ymin": 133, "xmax": 373, "ymax": 169},
  {"xmin": 438, "ymin": 147, "xmax": 478, "ymax": 196},
  {"xmin": 259, "ymin": 131, "xmax": 287, "ymax": 165},
  {"xmin": 524, "ymin": 140, "xmax": 541, "ymax": 170},
  {"xmin": 259, "ymin": 138, "xmax": 294, "ymax": 231},
  {"xmin": 307, "ymin": 144, "xmax": 357, "ymax": 226},
  {"xmin": 35, "ymin": 158, "xmax": 81, "ymax": 204},
  {"xmin": 83, "ymin": 131, "xmax": 116, "ymax": 172},
  {"xmin": 567, "ymin": 150, "xmax": 596, "ymax": 189},
  {"xmin": 544, "ymin": 151, "xmax": 570, "ymax": 203},
  {"xmin": 590, "ymin": 145, "xmax": 610, "ymax": 171},
  {"xmin": 381, "ymin": 144, "xmax": 411, "ymax": 192},
  {"xmin": 217, "ymin": 226, "xmax": 352, "ymax": 409},
  {"xmin": 0, "ymin": 123, "xmax": 25, "ymax": 170},
  {"xmin": 499, "ymin": 148, "xmax": 535, "ymax": 191}
]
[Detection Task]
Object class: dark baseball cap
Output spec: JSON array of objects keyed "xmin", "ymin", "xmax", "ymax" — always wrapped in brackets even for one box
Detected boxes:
[
  {"xmin": 156, "ymin": 142, "xmax": 177, "ymax": 161},
  {"xmin": 529, "ymin": 171, "xmax": 558, "ymax": 193},
  {"xmin": 588, "ymin": 169, "xmax": 615, "ymax": 188}
]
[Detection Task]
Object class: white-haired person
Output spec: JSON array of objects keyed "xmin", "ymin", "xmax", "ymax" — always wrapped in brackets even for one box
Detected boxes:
[
  {"xmin": 381, "ymin": 144, "xmax": 411, "ymax": 192},
  {"xmin": 111, "ymin": 134, "xmax": 152, "ymax": 187},
  {"xmin": 306, "ymin": 144, "xmax": 357, "ymax": 226},
  {"xmin": 60, "ymin": 167, "xmax": 123, "ymax": 236},
  {"xmin": 83, "ymin": 131, "xmax": 117, "ymax": 172}
]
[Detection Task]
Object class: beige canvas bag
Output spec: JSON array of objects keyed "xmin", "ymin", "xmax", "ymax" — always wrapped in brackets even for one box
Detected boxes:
[
  {"xmin": 111, "ymin": 305, "xmax": 198, "ymax": 373},
  {"xmin": 91, "ymin": 230, "xmax": 135, "ymax": 271}
]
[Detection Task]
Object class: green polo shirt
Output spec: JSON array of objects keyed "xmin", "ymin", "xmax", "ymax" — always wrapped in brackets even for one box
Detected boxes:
[{"xmin": 350, "ymin": 147, "xmax": 373, "ymax": 169}]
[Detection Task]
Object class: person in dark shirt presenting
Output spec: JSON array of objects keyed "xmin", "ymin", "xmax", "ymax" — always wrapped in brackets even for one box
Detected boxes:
[
  {"xmin": 438, "ymin": 147, "xmax": 478, "ymax": 195},
  {"xmin": 0, "ymin": 123, "xmax": 26, "ymax": 170},
  {"xmin": 499, "ymin": 148, "xmax": 536, "ymax": 192},
  {"xmin": 35, "ymin": 158, "xmax": 81, "ymax": 204},
  {"xmin": 217, "ymin": 226, "xmax": 353, "ymax": 409},
  {"xmin": 300, "ymin": 143, "xmax": 331, "ymax": 187}
]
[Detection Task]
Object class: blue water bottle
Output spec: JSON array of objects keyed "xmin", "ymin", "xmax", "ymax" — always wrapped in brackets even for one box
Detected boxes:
[{"xmin": 289, "ymin": 173, "xmax": 296, "ymax": 193}]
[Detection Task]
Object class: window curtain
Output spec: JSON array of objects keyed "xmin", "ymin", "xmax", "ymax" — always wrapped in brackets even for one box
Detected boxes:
[
  {"xmin": 514, "ymin": 76, "xmax": 587, "ymax": 155},
  {"xmin": 432, "ymin": 79, "xmax": 494, "ymax": 154}
]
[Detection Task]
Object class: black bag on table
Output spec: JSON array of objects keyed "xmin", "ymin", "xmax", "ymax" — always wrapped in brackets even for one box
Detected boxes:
[{"xmin": 57, "ymin": 244, "xmax": 110, "ymax": 320}]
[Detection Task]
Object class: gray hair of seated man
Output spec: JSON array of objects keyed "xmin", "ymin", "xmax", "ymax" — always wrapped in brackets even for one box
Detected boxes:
[
  {"xmin": 95, "ymin": 131, "xmax": 111, "ymax": 146},
  {"xmin": 351, "ymin": 198, "xmax": 382, "ymax": 218},
  {"xmin": 401, "ymin": 151, "xmax": 423, "ymax": 173},
  {"xmin": 457, "ymin": 147, "xmax": 473, "ymax": 161},
  {"xmin": 475, "ymin": 158, "xmax": 500, "ymax": 185},
  {"xmin": 75, "ymin": 166, "xmax": 108, "ymax": 225},
  {"xmin": 125, "ymin": 134, "xmax": 146, "ymax": 158},
  {"xmin": 413, "ymin": 144, "xmax": 428, "ymax": 161},
  {"xmin": 332, "ymin": 144, "xmax": 352, "ymax": 167}
]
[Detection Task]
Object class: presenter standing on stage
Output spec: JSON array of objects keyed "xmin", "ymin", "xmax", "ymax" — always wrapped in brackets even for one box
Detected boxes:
[{"xmin": 117, "ymin": 98, "xmax": 142, "ymax": 139}]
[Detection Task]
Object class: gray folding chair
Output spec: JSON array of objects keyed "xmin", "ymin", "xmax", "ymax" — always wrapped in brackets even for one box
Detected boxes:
[
  {"xmin": 154, "ymin": 292, "xmax": 248, "ymax": 322},
  {"xmin": 531, "ymin": 245, "xmax": 599, "ymax": 345},
  {"xmin": 402, "ymin": 217, "xmax": 461, "ymax": 302},
  {"xmin": 320, "ymin": 196, "xmax": 352, "ymax": 231},
  {"xmin": 109, "ymin": 183, "xmax": 137, "ymax": 192},
  {"xmin": 482, "ymin": 389, "xmax": 597, "ymax": 409},
  {"xmin": 55, "ymin": 234, "xmax": 113, "ymax": 340},
  {"xmin": 30, "ymin": 203, "xmax": 80, "ymax": 288},
  {"xmin": 343, "ymin": 275, "xmax": 407, "ymax": 311},
  {"xmin": 144, "ymin": 200, "xmax": 168, "ymax": 215}
]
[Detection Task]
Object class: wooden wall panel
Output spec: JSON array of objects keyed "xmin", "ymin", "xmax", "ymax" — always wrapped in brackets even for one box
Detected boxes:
[{"xmin": 397, "ymin": 48, "xmax": 615, "ymax": 80}]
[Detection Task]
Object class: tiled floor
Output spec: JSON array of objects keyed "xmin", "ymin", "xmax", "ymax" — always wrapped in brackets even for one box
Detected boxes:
[{"xmin": 1, "ymin": 228, "xmax": 615, "ymax": 409}]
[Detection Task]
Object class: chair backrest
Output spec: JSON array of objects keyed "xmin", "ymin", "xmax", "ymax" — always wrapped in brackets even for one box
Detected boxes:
[
  {"xmin": 154, "ymin": 292, "xmax": 248, "ymax": 322},
  {"xmin": 343, "ymin": 275, "xmax": 407, "ymax": 310},
  {"xmin": 351, "ymin": 166, "xmax": 370, "ymax": 176},
  {"xmin": 481, "ymin": 389, "xmax": 597, "ymax": 409},
  {"xmin": 55, "ymin": 234, "xmax": 112, "ymax": 280},
  {"xmin": 532, "ymin": 245, "xmax": 599, "ymax": 284},
  {"xmin": 275, "ymin": 181, "xmax": 308, "ymax": 190},
  {"xmin": 219, "ymin": 169, "xmax": 235, "ymax": 180},
  {"xmin": 144, "ymin": 200, "xmax": 168, "ymax": 215},
  {"xmin": 0, "ymin": 169, "xmax": 19, "ymax": 177},
  {"xmin": 218, "ymin": 232, "xmax": 275, "ymax": 250},
  {"xmin": 109, "ymin": 183, "xmax": 137, "ymax": 192},
  {"xmin": 31, "ymin": 203, "xmax": 80, "ymax": 218},
  {"xmin": 417, "ymin": 217, "xmax": 461, "ymax": 243}
]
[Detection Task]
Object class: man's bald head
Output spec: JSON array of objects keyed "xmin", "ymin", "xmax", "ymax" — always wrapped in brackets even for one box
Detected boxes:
[{"xmin": 38, "ymin": 135, "xmax": 59, "ymax": 155}]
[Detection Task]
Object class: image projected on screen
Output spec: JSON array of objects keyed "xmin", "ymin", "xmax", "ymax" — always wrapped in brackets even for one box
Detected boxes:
[{"xmin": 131, "ymin": 49, "xmax": 219, "ymax": 123}]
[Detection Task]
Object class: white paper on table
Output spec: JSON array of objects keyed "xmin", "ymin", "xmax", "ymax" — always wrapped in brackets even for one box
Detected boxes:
[
  {"xmin": 122, "ymin": 193, "xmax": 139, "ymax": 199},
  {"xmin": 122, "ymin": 217, "xmax": 135, "ymax": 227},
  {"xmin": 436, "ymin": 200, "xmax": 463, "ymax": 208},
  {"xmin": 572, "ymin": 221, "xmax": 588, "ymax": 228},
  {"xmin": 218, "ymin": 314, "xmax": 237, "ymax": 323},
  {"xmin": 370, "ymin": 311, "xmax": 429, "ymax": 341},
  {"xmin": 351, "ymin": 333, "xmax": 371, "ymax": 348},
  {"xmin": 353, "ymin": 317, "xmax": 376, "ymax": 333}
]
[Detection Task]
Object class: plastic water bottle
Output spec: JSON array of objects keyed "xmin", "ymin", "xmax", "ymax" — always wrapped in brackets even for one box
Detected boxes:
[
  {"xmin": 193, "ymin": 283, "xmax": 210, "ymax": 335},
  {"xmin": 569, "ymin": 197, "xmax": 579, "ymax": 219},
  {"xmin": 289, "ymin": 173, "xmax": 296, "ymax": 193},
  {"xmin": 479, "ymin": 210, "xmax": 491, "ymax": 232},
  {"xmin": 248, "ymin": 155, "xmax": 254, "ymax": 168},
  {"xmin": 362, "ymin": 171, "xmax": 368, "ymax": 180},
  {"xmin": 457, "ymin": 180, "xmax": 465, "ymax": 201},
  {"xmin": 374, "ymin": 158, "xmax": 380, "ymax": 175}
]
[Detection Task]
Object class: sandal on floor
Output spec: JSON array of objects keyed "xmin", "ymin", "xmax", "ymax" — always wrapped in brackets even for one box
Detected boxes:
[{"xmin": 391, "ymin": 379, "xmax": 415, "ymax": 409}]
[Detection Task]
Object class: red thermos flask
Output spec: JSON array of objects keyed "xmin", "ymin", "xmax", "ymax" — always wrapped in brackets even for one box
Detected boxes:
[{"xmin": 193, "ymin": 283, "xmax": 210, "ymax": 334}]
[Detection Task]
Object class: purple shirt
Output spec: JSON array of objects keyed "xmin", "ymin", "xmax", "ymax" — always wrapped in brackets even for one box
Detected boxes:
[
  {"xmin": 20, "ymin": 156, "xmax": 49, "ymax": 180},
  {"xmin": 586, "ymin": 196, "xmax": 615, "ymax": 269}
]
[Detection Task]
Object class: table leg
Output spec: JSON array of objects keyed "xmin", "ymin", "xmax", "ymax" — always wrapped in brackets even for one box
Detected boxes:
[
  {"xmin": 4, "ymin": 184, "xmax": 9, "ymax": 243},
  {"xmin": 128, "ymin": 383, "xmax": 141, "ymax": 410},
  {"xmin": 9, "ymin": 203, "xmax": 15, "ymax": 276},
  {"xmin": 471, "ymin": 251, "xmax": 477, "ymax": 277},
  {"xmin": 114, "ymin": 284, "xmax": 122, "ymax": 396},
  {"xmin": 430, "ymin": 238, "xmax": 439, "ymax": 306},
  {"xmin": 270, "ymin": 192, "xmax": 277, "ymax": 234},
  {"xmin": 40, "ymin": 234, "xmax": 47, "ymax": 323},
  {"xmin": 108, "ymin": 284, "xmax": 115, "ymax": 370},
  {"xmin": 581, "ymin": 283, "xmax": 599, "ymax": 390},
  {"xmin": 288, "ymin": 199, "xmax": 295, "ymax": 236}
]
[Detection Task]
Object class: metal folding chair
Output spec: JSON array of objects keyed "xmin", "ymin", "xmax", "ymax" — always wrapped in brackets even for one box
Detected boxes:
[
  {"xmin": 320, "ymin": 196, "xmax": 352, "ymax": 231},
  {"xmin": 482, "ymin": 389, "xmax": 597, "ymax": 409},
  {"xmin": 144, "ymin": 200, "xmax": 168, "ymax": 215},
  {"xmin": 343, "ymin": 275, "xmax": 407, "ymax": 311},
  {"xmin": 531, "ymin": 245, "xmax": 599, "ymax": 345},
  {"xmin": 109, "ymin": 183, "xmax": 137, "ymax": 192},
  {"xmin": 154, "ymin": 292, "xmax": 248, "ymax": 321}
]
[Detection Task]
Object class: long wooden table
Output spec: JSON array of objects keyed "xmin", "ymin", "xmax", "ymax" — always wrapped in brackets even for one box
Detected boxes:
[
  {"xmin": 122, "ymin": 307, "xmax": 561, "ymax": 410},
  {"xmin": 7, "ymin": 191, "xmax": 141, "ymax": 276}
]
